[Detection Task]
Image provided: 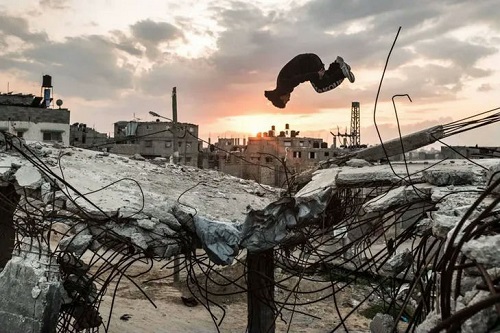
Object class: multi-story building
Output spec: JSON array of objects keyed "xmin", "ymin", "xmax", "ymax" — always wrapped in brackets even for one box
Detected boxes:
[
  {"xmin": 0, "ymin": 76, "xmax": 70, "ymax": 145},
  {"xmin": 70, "ymin": 123, "xmax": 108, "ymax": 149},
  {"xmin": 210, "ymin": 124, "xmax": 338, "ymax": 187},
  {"xmin": 110, "ymin": 120, "xmax": 200, "ymax": 166}
]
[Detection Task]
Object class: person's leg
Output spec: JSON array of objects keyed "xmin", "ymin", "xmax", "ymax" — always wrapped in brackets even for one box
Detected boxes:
[{"xmin": 310, "ymin": 62, "xmax": 345, "ymax": 93}]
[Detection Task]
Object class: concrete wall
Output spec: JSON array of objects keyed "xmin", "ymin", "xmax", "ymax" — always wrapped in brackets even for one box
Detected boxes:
[
  {"xmin": 70, "ymin": 124, "xmax": 108, "ymax": 149},
  {"xmin": 108, "ymin": 143, "xmax": 142, "ymax": 156},
  {"xmin": 0, "ymin": 105, "xmax": 71, "ymax": 145},
  {"xmin": 0, "ymin": 120, "xmax": 70, "ymax": 145},
  {"xmin": 0, "ymin": 105, "xmax": 70, "ymax": 124},
  {"xmin": 113, "ymin": 120, "xmax": 200, "ymax": 166}
]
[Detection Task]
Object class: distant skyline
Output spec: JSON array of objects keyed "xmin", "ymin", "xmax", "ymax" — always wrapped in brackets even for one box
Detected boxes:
[{"xmin": 0, "ymin": 0, "xmax": 499, "ymax": 146}]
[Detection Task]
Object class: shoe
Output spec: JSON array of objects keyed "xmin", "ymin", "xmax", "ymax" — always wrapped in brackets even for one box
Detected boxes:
[{"xmin": 336, "ymin": 56, "xmax": 355, "ymax": 83}]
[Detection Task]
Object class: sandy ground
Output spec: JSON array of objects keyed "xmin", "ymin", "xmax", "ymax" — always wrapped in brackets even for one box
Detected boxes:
[{"xmin": 93, "ymin": 259, "xmax": 373, "ymax": 333}]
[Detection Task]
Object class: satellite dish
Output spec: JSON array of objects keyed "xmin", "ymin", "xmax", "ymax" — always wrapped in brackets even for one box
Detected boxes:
[{"xmin": 56, "ymin": 99, "xmax": 63, "ymax": 107}]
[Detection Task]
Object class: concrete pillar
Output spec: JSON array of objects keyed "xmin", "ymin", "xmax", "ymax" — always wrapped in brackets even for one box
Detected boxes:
[
  {"xmin": 0, "ymin": 239, "xmax": 64, "ymax": 333},
  {"xmin": 0, "ymin": 184, "xmax": 19, "ymax": 268}
]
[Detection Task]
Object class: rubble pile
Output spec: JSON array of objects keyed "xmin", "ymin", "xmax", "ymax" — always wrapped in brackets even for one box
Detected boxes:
[
  {"xmin": 1, "ymin": 138, "xmax": 500, "ymax": 333},
  {"xmin": 0, "ymin": 142, "xmax": 280, "ymax": 332}
]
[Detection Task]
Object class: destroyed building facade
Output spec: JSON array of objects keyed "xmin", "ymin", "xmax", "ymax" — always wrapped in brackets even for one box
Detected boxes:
[
  {"xmin": 69, "ymin": 123, "xmax": 108, "ymax": 149},
  {"xmin": 110, "ymin": 120, "xmax": 200, "ymax": 166},
  {"xmin": 207, "ymin": 124, "xmax": 338, "ymax": 186}
]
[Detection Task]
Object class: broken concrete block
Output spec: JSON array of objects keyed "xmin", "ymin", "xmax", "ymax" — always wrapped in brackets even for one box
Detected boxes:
[
  {"xmin": 0, "ymin": 241, "xmax": 63, "ymax": 333},
  {"xmin": 416, "ymin": 311, "xmax": 441, "ymax": 333},
  {"xmin": 370, "ymin": 313, "xmax": 394, "ymax": 333},
  {"xmin": 346, "ymin": 158, "xmax": 371, "ymax": 168},
  {"xmin": 382, "ymin": 249, "xmax": 412, "ymax": 275},
  {"xmin": 295, "ymin": 168, "xmax": 339, "ymax": 198},
  {"xmin": 130, "ymin": 232, "xmax": 148, "ymax": 250},
  {"xmin": 132, "ymin": 153, "xmax": 145, "ymax": 161},
  {"xmin": 59, "ymin": 234, "xmax": 93, "ymax": 256},
  {"xmin": 431, "ymin": 214, "xmax": 460, "ymax": 239},
  {"xmin": 194, "ymin": 215, "xmax": 241, "ymax": 265},
  {"xmin": 136, "ymin": 218, "xmax": 157, "ymax": 230},
  {"xmin": 336, "ymin": 165, "xmax": 404, "ymax": 187},
  {"xmin": 422, "ymin": 169, "xmax": 475, "ymax": 186},
  {"xmin": 486, "ymin": 162, "xmax": 500, "ymax": 195},
  {"xmin": 461, "ymin": 290, "xmax": 498, "ymax": 333},
  {"xmin": 14, "ymin": 164, "xmax": 44, "ymax": 189},
  {"xmin": 363, "ymin": 184, "xmax": 432, "ymax": 213},
  {"xmin": 462, "ymin": 234, "xmax": 500, "ymax": 266}
]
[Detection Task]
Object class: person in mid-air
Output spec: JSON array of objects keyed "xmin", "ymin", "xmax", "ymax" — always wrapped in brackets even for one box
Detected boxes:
[{"xmin": 264, "ymin": 53, "xmax": 355, "ymax": 108}]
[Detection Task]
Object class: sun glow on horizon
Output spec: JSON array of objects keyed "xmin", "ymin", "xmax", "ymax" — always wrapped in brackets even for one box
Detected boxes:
[{"xmin": 220, "ymin": 114, "xmax": 307, "ymax": 137}]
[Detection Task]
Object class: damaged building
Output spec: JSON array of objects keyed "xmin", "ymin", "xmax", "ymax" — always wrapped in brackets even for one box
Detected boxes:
[
  {"xmin": 110, "ymin": 119, "xmax": 200, "ymax": 166},
  {"xmin": 0, "ymin": 75, "xmax": 70, "ymax": 145},
  {"xmin": 0, "ymin": 108, "xmax": 500, "ymax": 333}
]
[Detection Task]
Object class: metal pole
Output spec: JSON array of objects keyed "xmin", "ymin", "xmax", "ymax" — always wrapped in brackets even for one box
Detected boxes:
[
  {"xmin": 172, "ymin": 87, "xmax": 179, "ymax": 165},
  {"xmin": 171, "ymin": 87, "xmax": 181, "ymax": 283}
]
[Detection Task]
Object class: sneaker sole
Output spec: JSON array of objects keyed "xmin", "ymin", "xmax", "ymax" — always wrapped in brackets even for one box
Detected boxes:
[{"xmin": 336, "ymin": 56, "xmax": 355, "ymax": 83}]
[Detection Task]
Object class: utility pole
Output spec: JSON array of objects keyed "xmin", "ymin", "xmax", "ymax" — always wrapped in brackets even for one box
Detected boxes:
[
  {"xmin": 172, "ymin": 87, "xmax": 179, "ymax": 165},
  {"xmin": 171, "ymin": 87, "xmax": 181, "ymax": 283}
]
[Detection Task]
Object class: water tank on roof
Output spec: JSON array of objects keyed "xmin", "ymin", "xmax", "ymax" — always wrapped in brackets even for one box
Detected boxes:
[
  {"xmin": 285, "ymin": 123, "xmax": 290, "ymax": 130},
  {"xmin": 271, "ymin": 125, "xmax": 276, "ymax": 131},
  {"xmin": 42, "ymin": 75, "xmax": 52, "ymax": 88}
]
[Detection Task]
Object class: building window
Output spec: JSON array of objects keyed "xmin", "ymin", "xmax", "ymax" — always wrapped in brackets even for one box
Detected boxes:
[
  {"xmin": 145, "ymin": 140, "xmax": 153, "ymax": 147},
  {"xmin": 43, "ymin": 132, "xmax": 62, "ymax": 142},
  {"xmin": 324, "ymin": 152, "xmax": 330, "ymax": 157},
  {"xmin": 165, "ymin": 141, "xmax": 172, "ymax": 148},
  {"xmin": 17, "ymin": 131, "xmax": 24, "ymax": 138},
  {"xmin": 293, "ymin": 151, "xmax": 302, "ymax": 158},
  {"xmin": 178, "ymin": 142, "xmax": 182, "ymax": 148},
  {"xmin": 309, "ymin": 152, "xmax": 316, "ymax": 159},
  {"xmin": 188, "ymin": 127, "xmax": 195, "ymax": 133},
  {"xmin": 284, "ymin": 141, "xmax": 292, "ymax": 147},
  {"xmin": 299, "ymin": 141, "xmax": 304, "ymax": 147},
  {"xmin": 265, "ymin": 157, "xmax": 273, "ymax": 163}
]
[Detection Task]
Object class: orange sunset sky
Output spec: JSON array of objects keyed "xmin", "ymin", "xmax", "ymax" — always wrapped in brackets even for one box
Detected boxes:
[{"xmin": 1, "ymin": 0, "xmax": 499, "ymax": 147}]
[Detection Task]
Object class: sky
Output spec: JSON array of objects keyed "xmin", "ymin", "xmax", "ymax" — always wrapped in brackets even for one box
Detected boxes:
[{"xmin": 0, "ymin": 0, "xmax": 499, "ymax": 147}]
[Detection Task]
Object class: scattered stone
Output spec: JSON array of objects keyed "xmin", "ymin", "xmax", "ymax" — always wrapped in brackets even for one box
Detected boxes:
[
  {"xmin": 486, "ymin": 162, "xmax": 500, "ymax": 195},
  {"xmin": 136, "ymin": 218, "xmax": 157, "ymax": 230},
  {"xmin": 431, "ymin": 214, "xmax": 459, "ymax": 239},
  {"xmin": 131, "ymin": 153, "xmax": 145, "ymax": 161},
  {"xmin": 462, "ymin": 234, "xmax": 500, "ymax": 266},
  {"xmin": 346, "ymin": 158, "xmax": 371, "ymax": 168},
  {"xmin": 382, "ymin": 249, "xmax": 412, "ymax": 275},
  {"xmin": 14, "ymin": 164, "xmax": 44, "ymax": 189},
  {"xmin": 59, "ymin": 234, "xmax": 93, "ymax": 256},
  {"xmin": 370, "ymin": 313, "xmax": 394, "ymax": 333},
  {"xmin": 422, "ymin": 169, "xmax": 475, "ymax": 186}
]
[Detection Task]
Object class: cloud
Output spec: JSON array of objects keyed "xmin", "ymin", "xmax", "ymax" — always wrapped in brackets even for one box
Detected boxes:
[
  {"xmin": 477, "ymin": 83, "xmax": 492, "ymax": 92},
  {"xmin": 0, "ymin": 13, "xmax": 48, "ymax": 44},
  {"xmin": 130, "ymin": 19, "xmax": 184, "ymax": 60},
  {"xmin": 39, "ymin": 0, "xmax": 70, "ymax": 10},
  {"xmin": 0, "ymin": 0, "xmax": 499, "ymax": 146},
  {"xmin": 7, "ymin": 35, "xmax": 135, "ymax": 99}
]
